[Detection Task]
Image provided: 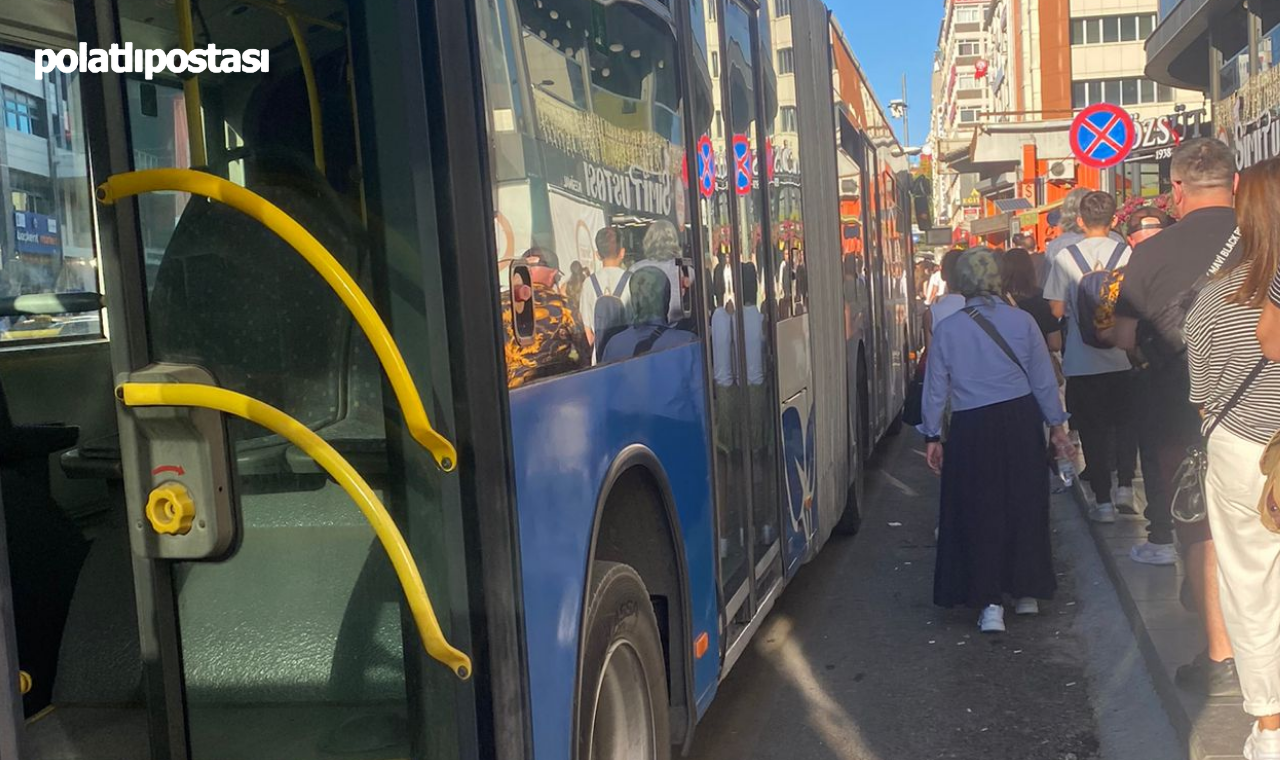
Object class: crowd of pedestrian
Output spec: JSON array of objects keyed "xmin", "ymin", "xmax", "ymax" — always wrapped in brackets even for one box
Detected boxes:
[{"xmin": 918, "ymin": 137, "xmax": 1280, "ymax": 759}]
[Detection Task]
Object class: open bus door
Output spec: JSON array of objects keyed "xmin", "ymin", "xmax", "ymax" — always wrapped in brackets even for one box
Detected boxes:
[{"xmin": 0, "ymin": 2, "xmax": 527, "ymax": 758}]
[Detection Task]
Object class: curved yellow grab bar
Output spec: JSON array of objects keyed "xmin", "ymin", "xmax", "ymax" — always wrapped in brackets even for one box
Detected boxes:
[
  {"xmin": 97, "ymin": 169, "xmax": 456, "ymax": 473},
  {"xmin": 119, "ymin": 382, "xmax": 472, "ymax": 680}
]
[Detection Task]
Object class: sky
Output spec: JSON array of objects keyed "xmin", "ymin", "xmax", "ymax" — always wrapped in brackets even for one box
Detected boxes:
[{"xmin": 827, "ymin": 0, "xmax": 943, "ymax": 148}]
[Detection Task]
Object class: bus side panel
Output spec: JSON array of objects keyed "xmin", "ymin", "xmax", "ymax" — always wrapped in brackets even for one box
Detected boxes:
[
  {"xmin": 792, "ymin": 0, "xmax": 849, "ymax": 552},
  {"xmin": 777, "ymin": 313, "xmax": 814, "ymax": 575},
  {"xmin": 507, "ymin": 344, "xmax": 718, "ymax": 759}
]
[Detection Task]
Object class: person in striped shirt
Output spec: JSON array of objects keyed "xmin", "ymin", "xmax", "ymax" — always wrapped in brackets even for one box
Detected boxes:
[
  {"xmin": 1259, "ymin": 262, "xmax": 1280, "ymax": 361},
  {"xmin": 1186, "ymin": 158, "xmax": 1280, "ymax": 760}
]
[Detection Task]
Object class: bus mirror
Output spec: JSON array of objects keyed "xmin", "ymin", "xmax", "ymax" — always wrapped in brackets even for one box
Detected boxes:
[
  {"xmin": 677, "ymin": 257, "xmax": 694, "ymax": 318},
  {"xmin": 509, "ymin": 260, "xmax": 535, "ymax": 346}
]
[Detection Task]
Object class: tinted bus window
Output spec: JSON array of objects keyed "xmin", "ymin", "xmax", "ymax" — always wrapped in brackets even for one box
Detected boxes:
[
  {"xmin": 478, "ymin": 0, "xmax": 694, "ymax": 387},
  {"xmin": 0, "ymin": 49, "xmax": 101, "ymax": 343}
]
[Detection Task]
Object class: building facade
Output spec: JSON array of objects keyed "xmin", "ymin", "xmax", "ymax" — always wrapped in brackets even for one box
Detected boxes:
[
  {"xmin": 933, "ymin": 0, "xmax": 1207, "ymax": 245},
  {"xmin": 1146, "ymin": 0, "xmax": 1280, "ymax": 173}
]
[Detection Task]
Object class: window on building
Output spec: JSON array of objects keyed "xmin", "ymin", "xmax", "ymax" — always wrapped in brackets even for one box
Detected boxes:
[
  {"xmin": 707, "ymin": 0, "xmax": 716, "ymax": 20},
  {"xmin": 3, "ymin": 87, "xmax": 48, "ymax": 138},
  {"xmin": 780, "ymin": 105, "xmax": 798, "ymax": 132},
  {"xmin": 1071, "ymin": 77, "xmax": 1176, "ymax": 107},
  {"xmin": 777, "ymin": 47, "xmax": 794, "ymax": 75},
  {"xmin": 1070, "ymin": 13, "xmax": 1158, "ymax": 44},
  {"xmin": 955, "ymin": 7, "xmax": 982, "ymax": 23},
  {"xmin": 775, "ymin": 0, "xmax": 791, "ymax": 16},
  {"xmin": 1139, "ymin": 14, "xmax": 1155, "ymax": 38},
  {"xmin": 711, "ymin": 51, "xmax": 719, "ymax": 78},
  {"xmin": 959, "ymin": 108, "xmax": 977, "ymax": 123},
  {"xmin": 957, "ymin": 40, "xmax": 982, "ymax": 56},
  {"xmin": 956, "ymin": 74, "xmax": 979, "ymax": 91},
  {"xmin": 1103, "ymin": 16, "xmax": 1120, "ymax": 42},
  {"xmin": 715, "ymin": 110, "xmax": 723, "ymax": 137}
]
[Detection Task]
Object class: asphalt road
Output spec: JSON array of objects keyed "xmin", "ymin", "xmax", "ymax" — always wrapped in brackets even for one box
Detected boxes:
[{"xmin": 685, "ymin": 429, "xmax": 1171, "ymax": 760}]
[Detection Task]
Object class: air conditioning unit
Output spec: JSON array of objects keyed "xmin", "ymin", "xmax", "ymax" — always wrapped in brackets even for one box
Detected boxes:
[{"xmin": 1048, "ymin": 159, "xmax": 1075, "ymax": 179}]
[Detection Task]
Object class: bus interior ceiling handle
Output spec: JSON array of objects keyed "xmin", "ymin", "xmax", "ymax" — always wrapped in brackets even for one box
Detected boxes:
[
  {"xmin": 118, "ymin": 381, "xmax": 472, "ymax": 680},
  {"xmin": 95, "ymin": 169, "xmax": 457, "ymax": 473},
  {"xmin": 0, "ymin": 292, "xmax": 103, "ymax": 318}
]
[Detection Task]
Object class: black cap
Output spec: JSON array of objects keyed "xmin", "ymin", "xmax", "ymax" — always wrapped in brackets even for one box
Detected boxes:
[{"xmin": 1126, "ymin": 207, "xmax": 1173, "ymax": 236}]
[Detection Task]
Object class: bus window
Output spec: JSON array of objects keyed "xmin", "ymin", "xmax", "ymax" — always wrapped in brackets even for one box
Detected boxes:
[
  {"xmin": 0, "ymin": 49, "xmax": 102, "ymax": 344},
  {"xmin": 478, "ymin": 0, "xmax": 693, "ymax": 387}
]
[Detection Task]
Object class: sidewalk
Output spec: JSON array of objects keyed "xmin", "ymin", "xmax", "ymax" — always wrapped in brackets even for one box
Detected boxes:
[{"xmin": 1069, "ymin": 473, "xmax": 1253, "ymax": 760}]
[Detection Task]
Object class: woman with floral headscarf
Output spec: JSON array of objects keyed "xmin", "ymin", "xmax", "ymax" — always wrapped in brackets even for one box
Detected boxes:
[{"xmin": 920, "ymin": 247, "xmax": 1074, "ymax": 633}]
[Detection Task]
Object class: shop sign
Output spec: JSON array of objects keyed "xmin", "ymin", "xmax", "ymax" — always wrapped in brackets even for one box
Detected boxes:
[
  {"xmin": 1018, "ymin": 210, "xmax": 1038, "ymax": 227},
  {"xmin": 1214, "ymin": 67, "xmax": 1280, "ymax": 170},
  {"xmin": 962, "ymin": 188, "xmax": 981, "ymax": 207},
  {"xmin": 1126, "ymin": 109, "xmax": 1206, "ymax": 162},
  {"xmin": 14, "ymin": 211, "xmax": 60, "ymax": 255}
]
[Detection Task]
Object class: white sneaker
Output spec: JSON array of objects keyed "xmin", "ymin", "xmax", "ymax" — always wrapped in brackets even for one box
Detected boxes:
[
  {"xmin": 1015, "ymin": 597, "xmax": 1039, "ymax": 615},
  {"xmin": 1243, "ymin": 722, "xmax": 1280, "ymax": 760},
  {"xmin": 979, "ymin": 604, "xmax": 1005, "ymax": 633},
  {"xmin": 1129, "ymin": 542, "xmax": 1177, "ymax": 566},
  {"xmin": 1089, "ymin": 503, "xmax": 1117, "ymax": 523},
  {"xmin": 1115, "ymin": 486, "xmax": 1136, "ymax": 514}
]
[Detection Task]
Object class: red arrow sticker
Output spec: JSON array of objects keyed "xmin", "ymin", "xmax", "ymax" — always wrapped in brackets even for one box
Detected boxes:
[{"xmin": 152, "ymin": 464, "xmax": 186, "ymax": 476}]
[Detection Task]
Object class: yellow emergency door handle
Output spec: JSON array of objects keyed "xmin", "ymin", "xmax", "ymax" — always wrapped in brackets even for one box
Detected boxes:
[
  {"xmin": 119, "ymin": 382, "xmax": 472, "ymax": 680},
  {"xmin": 96, "ymin": 169, "xmax": 457, "ymax": 473}
]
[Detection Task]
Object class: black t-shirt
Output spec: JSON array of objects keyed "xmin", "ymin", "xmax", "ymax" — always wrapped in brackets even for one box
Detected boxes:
[
  {"xmin": 1014, "ymin": 292, "xmax": 1061, "ymax": 339},
  {"xmin": 1116, "ymin": 206, "xmax": 1239, "ymax": 323}
]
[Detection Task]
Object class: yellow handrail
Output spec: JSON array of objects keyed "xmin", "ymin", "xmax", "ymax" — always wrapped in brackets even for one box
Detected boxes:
[
  {"xmin": 96, "ymin": 169, "xmax": 457, "ymax": 473},
  {"xmin": 279, "ymin": 2, "xmax": 326, "ymax": 173},
  {"xmin": 119, "ymin": 382, "xmax": 471, "ymax": 680},
  {"xmin": 174, "ymin": 0, "xmax": 208, "ymax": 167}
]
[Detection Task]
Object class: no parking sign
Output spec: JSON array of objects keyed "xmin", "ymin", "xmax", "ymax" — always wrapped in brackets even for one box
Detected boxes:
[{"xmin": 1070, "ymin": 103, "xmax": 1136, "ymax": 169}]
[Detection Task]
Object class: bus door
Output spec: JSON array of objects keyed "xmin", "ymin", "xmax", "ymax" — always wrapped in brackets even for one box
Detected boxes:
[
  {"xmin": 0, "ymin": 2, "xmax": 499, "ymax": 758},
  {"xmin": 862, "ymin": 149, "xmax": 888, "ymax": 437},
  {"xmin": 702, "ymin": 0, "xmax": 784, "ymax": 654}
]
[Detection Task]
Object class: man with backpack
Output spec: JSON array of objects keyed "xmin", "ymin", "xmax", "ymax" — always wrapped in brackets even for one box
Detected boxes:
[
  {"xmin": 1045, "ymin": 191, "xmax": 1137, "ymax": 524},
  {"xmin": 1106, "ymin": 138, "xmax": 1242, "ymax": 697},
  {"xmin": 580, "ymin": 226, "xmax": 631, "ymax": 358}
]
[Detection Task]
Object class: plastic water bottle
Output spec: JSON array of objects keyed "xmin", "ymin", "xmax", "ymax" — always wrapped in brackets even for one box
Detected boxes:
[{"xmin": 1057, "ymin": 458, "xmax": 1075, "ymax": 488}]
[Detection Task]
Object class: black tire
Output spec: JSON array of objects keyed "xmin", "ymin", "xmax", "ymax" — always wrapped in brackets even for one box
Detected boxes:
[
  {"xmin": 578, "ymin": 562, "xmax": 671, "ymax": 760},
  {"xmin": 884, "ymin": 409, "xmax": 903, "ymax": 437},
  {"xmin": 833, "ymin": 477, "xmax": 862, "ymax": 536}
]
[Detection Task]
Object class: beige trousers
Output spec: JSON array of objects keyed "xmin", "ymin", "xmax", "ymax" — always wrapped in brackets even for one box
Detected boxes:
[{"xmin": 1207, "ymin": 426, "xmax": 1280, "ymax": 716}]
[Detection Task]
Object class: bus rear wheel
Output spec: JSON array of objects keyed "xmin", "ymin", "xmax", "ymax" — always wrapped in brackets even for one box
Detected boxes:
[{"xmin": 578, "ymin": 561, "xmax": 671, "ymax": 760}]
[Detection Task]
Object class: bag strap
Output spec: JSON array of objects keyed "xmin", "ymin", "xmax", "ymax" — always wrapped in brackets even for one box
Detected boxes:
[
  {"xmin": 589, "ymin": 274, "xmax": 603, "ymax": 298},
  {"xmin": 634, "ymin": 325, "xmax": 669, "ymax": 356},
  {"xmin": 1067, "ymin": 244, "xmax": 1090, "ymax": 276},
  {"xmin": 1205, "ymin": 357, "xmax": 1270, "ymax": 439},
  {"xmin": 1205, "ymin": 227, "xmax": 1242, "ymax": 279},
  {"xmin": 613, "ymin": 270, "xmax": 632, "ymax": 298},
  {"xmin": 962, "ymin": 306, "xmax": 1029, "ymax": 380},
  {"xmin": 1105, "ymin": 241, "xmax": 1127, "ymax": 271}
]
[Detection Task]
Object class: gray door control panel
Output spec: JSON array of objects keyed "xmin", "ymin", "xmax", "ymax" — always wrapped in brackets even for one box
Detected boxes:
[{"xmin": 116, "ymin": 363, "xmax": 239, "ymax": 561}]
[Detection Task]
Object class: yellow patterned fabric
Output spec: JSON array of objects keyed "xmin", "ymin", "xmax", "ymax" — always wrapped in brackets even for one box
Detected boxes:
[{"xmin": 503, "ymin": 282, "xmax": 590, "ymax": 388}]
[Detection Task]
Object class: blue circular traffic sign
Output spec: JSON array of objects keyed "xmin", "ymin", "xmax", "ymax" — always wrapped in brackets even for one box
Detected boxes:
[{"xmin": 1070, "ymin": 103, "xmax": 1136, "ymax": 169}]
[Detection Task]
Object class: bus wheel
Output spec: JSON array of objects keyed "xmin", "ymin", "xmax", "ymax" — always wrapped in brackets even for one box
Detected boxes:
[
  {"xmin": 578, "ymin": 561, "xmax": 671, "ymax": 760},
  {"xmin": 834, "ymin": 477, "xmax": 862, "ymax": 536}
]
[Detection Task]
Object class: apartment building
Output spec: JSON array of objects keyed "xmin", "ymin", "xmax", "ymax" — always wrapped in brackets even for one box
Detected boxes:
[{"xmin": 932, "ymin": 0, "xmax": 1207, "ymax": 242}]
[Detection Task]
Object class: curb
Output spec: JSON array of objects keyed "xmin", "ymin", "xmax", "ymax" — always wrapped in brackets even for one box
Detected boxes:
[{"xmin": 1066, "ymin": 478, "xmax": 1199, "ymax": 759}]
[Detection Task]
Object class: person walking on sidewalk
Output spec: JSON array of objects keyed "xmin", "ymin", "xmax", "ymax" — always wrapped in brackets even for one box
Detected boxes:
[
  {"xmin": 1106, "ymin": 138, "xmax": 1242, "ymax": 697},
  {"xmin": 1184, "ymin": 158, "xmax": 1280, "ymax": 760},
  {"xmin": 921, "ymin": 248, "xmax": 1073, "ymax": 634},
  {"xmin": 1045, "ymin": 191, "xmax": 1138, "ymax": 523}
]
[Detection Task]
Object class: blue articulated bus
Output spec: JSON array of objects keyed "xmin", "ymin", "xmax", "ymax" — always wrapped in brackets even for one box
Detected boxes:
[{"xmin": 0, "ymin": 0, "xmax": 916, "ymax": 758}]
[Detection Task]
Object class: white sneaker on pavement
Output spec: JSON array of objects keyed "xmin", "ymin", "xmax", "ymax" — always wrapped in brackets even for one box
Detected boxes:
[
  {"xmin": 1089, "ymin": 502, "xmax": 1117, "ymax": 524},
  {"xmin": 979, "ymin": 604, "xmax": 1005, "ymax": 633},
  {"xmin": 1129, "ymin": 542, "xmax": 1177, "ymax": 566},
  {"xmin": 1015, "ymin": 597, "xmax": 1039, "ymax": 615},
  {"xmin": 1115, "ymin": 486, "xmax": 1136, "ymax": 514},
  {"xmin": 1243, "ymin": 722, "xmax": 1280, "ymax": 760}
]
